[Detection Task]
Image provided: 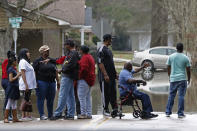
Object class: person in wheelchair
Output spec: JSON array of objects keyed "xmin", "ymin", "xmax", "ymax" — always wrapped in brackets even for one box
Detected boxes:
[{"xmin": 119, "ymin": 62, "xmax": 158, "ymax": 119}]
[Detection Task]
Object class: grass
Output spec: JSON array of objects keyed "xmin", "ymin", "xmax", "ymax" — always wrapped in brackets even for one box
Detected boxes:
[
  {"xmin": 113, "ymin": 51, "xmax": 133, "ymax": 60},
  {"xmin": 0, "ymin": 67, "xmax": 1, "ymax": 78}
]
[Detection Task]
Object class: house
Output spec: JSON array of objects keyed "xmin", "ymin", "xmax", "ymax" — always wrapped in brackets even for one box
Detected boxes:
[
  {"xmin": 0, "ymin": 0, "xmax": 86, "ymax": 60},
  {"xmin": 127, "ymin": 23, "xmax": 175, "ymax": 51}
]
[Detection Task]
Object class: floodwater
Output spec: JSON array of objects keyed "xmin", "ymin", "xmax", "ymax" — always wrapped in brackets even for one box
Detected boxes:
[{"xmin": 0, "ymin": 71, "xmax": 197, "ymax": 120}]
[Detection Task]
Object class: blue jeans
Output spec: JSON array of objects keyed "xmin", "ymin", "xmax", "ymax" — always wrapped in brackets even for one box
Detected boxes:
[
  {"xmin": 1, "ymin": 79, "xmax": 9, "ymax": 110},
  {"xmin": 133, "ymin": 90, "xmax": 153, "ymax": 113},
  {"xmin": 166, "ymin": 80, "xmax": 187, "ymax": 116},
  {"xmin": 77, "ymin": 80, "xmax": 92, "ymax": 116},
  {"xmin": 54, "ymin": 76, "xmax": 75, "ymax": 117},
  {"xmin": 36, "ymin": 80, "xmax": 56, "ymax": 118}
]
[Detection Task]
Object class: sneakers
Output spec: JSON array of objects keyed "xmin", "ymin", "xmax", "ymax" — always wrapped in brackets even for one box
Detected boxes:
[
  {"xmin": 166, "ymin": 114, "xmax": 171, "ymax": 117},
  {"xmin": 64, "ymin": 116, "xmax": 74, "ymax": 120},
  {"xmin": 103, "ymin": 109, "xmax": 111, "ymax": 116},
  {"xmin": 21, "ymin": 117, "xmax": 33, "ymax": 121},
  {"xmin": 178, "ymin": 115, "xmax": 186, "ymax": 118},
  {"xmin": 86, "ymin": 115, "xmax": 92, "ymax": 119},
  {"xmin": 111, "ymin": 109, "xmax": 119, "ymax": 118},
  {"xmin": 49, "ymin": 115, "xmax": 62, "ymax": 120},
  {"xmin": 77, "ymin": 115, "xmax": 87, "ymax": 119},
  {"xmin": 40, "ymin": 115, "xmax": 48, "ymax": 120},
  {"xmin": 150, "ymin": 113, "xmax": 158, "ymax": 118},
  {"xmin": 141, "ymin": 112, "xmax": 158, "ymax": 119},
  {"xmin": 77, "ymin": 115, "xmax": 92, "ymax": 119}
]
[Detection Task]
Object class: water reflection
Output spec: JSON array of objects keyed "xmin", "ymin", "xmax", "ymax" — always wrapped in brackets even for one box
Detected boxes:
[
  {"xmin": 0, "ymin": 71, "xmax": 197, "ymax": 120},
  {"xmin": 139, "ymin": 71, "xmax": 170, "ymax": 94}
]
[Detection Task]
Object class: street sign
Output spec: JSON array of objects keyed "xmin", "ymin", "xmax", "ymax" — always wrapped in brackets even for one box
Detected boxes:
[
  {"xmin": 9, "ymin": 17, "xmax": 22, "ymax": 23},
  {"xmin": 9, "ymin": 17, "xmax": 22, "ymax": 28},
  {"xmin": 15, "ymin": 17, "xmax": 22, "ymax": 23},
  {"xmin": 11, "ymin": 23, "xmax": 20, "ymax": 28},
  {"xmin": 8, "ymin": 17, "xmax": 22, "ymax": 54}
]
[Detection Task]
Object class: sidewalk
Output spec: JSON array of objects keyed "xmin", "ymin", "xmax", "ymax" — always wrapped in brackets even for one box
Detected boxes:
[{"xmin": 0, "ymin": 113, "xmax": 197, "ymax": 131}]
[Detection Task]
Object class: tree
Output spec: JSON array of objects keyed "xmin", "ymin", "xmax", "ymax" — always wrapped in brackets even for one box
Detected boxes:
[
  {"xmin": 164, "ymin": 0, "xmax": 197, "ymax": 66},
  {"xmin": 86, "ymin": 0, "xmax": 152, "ymax": 50},
  {"xmin": 150, "ymin": 0, "xmax": 168, "ymax": 47},
  {"xmin": 0, "ymin": 0, "xmax": 58, "ymax": 58}
]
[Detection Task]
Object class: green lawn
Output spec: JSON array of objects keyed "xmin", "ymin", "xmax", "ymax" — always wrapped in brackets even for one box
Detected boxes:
[{"xmin": 113, "ymin": 51, "xmax": 133, "ymax": 60}]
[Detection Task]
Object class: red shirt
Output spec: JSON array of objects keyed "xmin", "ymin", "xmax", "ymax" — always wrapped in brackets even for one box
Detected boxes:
[
  {"xmin": 56, "ymin": 56, "xmax": 66, "ymax": 64},
  {"xmin": 78, "ymin": 54, "xmax": 95, "ymax": 87},
  {"xmin": 1, "ymin": 59, "xmax": 8, "ymax": 79}
]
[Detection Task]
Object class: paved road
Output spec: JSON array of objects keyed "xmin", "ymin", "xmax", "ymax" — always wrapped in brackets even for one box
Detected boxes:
[{"xmin": 1, "ymin": 113, "xmax": 197, "ymax": 131}]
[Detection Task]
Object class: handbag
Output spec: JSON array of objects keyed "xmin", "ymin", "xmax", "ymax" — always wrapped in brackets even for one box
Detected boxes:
[{"xmin": 20, "ymin": 99, "xmax": 33, "ymax": 112}]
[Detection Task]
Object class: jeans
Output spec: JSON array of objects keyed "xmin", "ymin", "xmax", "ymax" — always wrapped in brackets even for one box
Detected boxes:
[
  {"xmin": 54, "ymin": 76, "xmax": 75, "ymax": 117},
  {"xmin": 1, "ymin": 79, "xmax": 9, "ymax": 110},
  {"xmin": 36, "ymin": 80, "xmax": 56, "ymax": 118},
  {"xmin": 77, "ymin": 80, "xmax": 92, "ymax": 116},
  {"xmin": 166, "ymin": 80, "xmax": 187, "ymax": 116},
  {"xmin": 133, "ymin": 90, "xmax": 153, "ymax": 113}
]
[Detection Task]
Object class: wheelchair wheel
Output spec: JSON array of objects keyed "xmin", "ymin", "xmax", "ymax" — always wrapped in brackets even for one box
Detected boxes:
[{"xmin": 133, "ymin": 110, "xmax": 141, "ymax": 118}]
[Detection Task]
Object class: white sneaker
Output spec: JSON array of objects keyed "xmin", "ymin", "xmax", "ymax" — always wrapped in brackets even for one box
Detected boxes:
[
  {"xmin": 178, "ymin": 115, "xmax": 186, "ymax": 118},
  {"xmin": 166, "ymin": 114, "xmax": 171, "ymax": 117},
  {"xmin": 27, "ymin": 117, "xmax": 33, "ymax": 121},
  {"xmin": 21, "ymin": 117, "xmax": 28, "ymax": 121},
  {"xmin": 22, "ymin": 117, "xmax": 33, "ymax": 121},
  {"xmin": 77, "ymin": 115, "xmax": 87, "ymax": 119},
  {"xmin": 103, "ymin": 110, "xmax": 111, "ymax": 116}
]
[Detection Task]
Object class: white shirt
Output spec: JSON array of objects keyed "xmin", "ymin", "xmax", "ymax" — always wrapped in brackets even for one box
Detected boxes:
[{"xmin": 19, "ymin": 59, "xmax": 36, "ymax": 90}]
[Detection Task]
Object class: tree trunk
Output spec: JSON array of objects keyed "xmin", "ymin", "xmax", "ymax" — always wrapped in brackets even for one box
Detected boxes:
[
  {"xmin": 0, "ymin": 0, "xmax": 13, "ymax": 58},
  {"xmin": 151, "ymin": 0, "xmax": 168, "ymax": 47}
]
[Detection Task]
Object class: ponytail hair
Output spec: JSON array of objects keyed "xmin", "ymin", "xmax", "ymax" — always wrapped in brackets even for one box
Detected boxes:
[{"xmin": 7, "ymin": 57, "xmax": 17, "ymax": 71}]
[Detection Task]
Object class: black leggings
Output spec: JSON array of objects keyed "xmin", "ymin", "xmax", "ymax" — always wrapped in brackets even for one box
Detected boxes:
[{"xmin": 99, "ymin": 79, "xmax": 118, "ymax": 110}]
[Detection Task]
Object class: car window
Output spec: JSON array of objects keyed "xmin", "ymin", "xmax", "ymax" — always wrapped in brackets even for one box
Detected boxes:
[
  {"xmin": 168, "ymin": 49, "xmax": 176, "ymax": 55},
  {"xmin": 149, "ymin": 48, "xmax": 167, "ymax": 55}
]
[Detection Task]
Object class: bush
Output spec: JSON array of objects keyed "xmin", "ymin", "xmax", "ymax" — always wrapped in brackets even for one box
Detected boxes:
[
  {"xmin": 85, "ymin": 41, "xmax": 97, "ymax": 61},
  {"xmin": 92, "ymin": 35, "xmax": 100, "ymax": 45}
]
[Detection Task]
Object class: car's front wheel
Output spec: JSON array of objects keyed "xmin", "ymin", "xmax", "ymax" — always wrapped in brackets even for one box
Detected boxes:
[{"xmin": 141, "ymin": 60, "xmax": 154, "ymax": 71}]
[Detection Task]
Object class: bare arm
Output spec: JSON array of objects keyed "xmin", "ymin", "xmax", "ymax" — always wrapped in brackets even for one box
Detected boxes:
[
  {"xmin": 167, "ymin": 65, "xmax": 171, "ymax": 77},
  {"xmin": 21, "ymin": 69, "xmax": 29, "ymax": 91},
  {"xmin": 98, "ymin": 63, "xmax": 109, "ymax": 82},
  {"xmin": 134, "ymin": 63, "xmax": 149, "ymax": 73},
  {"xmin": 9, "ymin": 72, "xmax": 21, "ymax": 82},
  {"xmin": 134, "ymin": 66, "xmax": 144, "ymax": 73},
  {"xmin": 127, "ymin": 79, "xmax": 146, "ymax": 85},
  {"xmin": 186, "ymin": 66, "xmax": 191, "ymax": 84}
]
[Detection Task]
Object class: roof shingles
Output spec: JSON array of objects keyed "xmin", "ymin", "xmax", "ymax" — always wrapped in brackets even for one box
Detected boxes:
[{"xmin": 7, "ymin": 0, "xmax": 85, "ymax": 25}]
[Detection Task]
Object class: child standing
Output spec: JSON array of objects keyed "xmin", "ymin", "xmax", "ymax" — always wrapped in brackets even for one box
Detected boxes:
[{"xmin": 4, "ymin": 57, "xmax": 21, "ymax": 123}]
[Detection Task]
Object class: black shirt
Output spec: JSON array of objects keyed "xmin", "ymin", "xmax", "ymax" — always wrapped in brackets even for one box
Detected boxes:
[
  {"xmin": 33, "ymin": 57, "xmax": 57, "ymax": 82},
  {"xmin": 62, "ymin": 50, "xmax": 80, "ymax": 80},
  {"xmin": 97, "ymin": 45, "xmax": 116, "ymax": 82}
]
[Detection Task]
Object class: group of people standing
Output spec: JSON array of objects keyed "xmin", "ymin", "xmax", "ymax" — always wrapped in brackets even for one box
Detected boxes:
[
  {"xmin": 1, "ymin": 39, "xmax": 96, "ymax": 123},
  {"xmin": 1, "ymin": 34, "xmax": 191, "ymax": 123}
]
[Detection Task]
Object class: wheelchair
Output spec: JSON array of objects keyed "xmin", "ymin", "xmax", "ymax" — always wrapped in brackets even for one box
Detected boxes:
[{"xmin": 116, "ymin": 83, "xmax": 146, "ymax": 119}]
